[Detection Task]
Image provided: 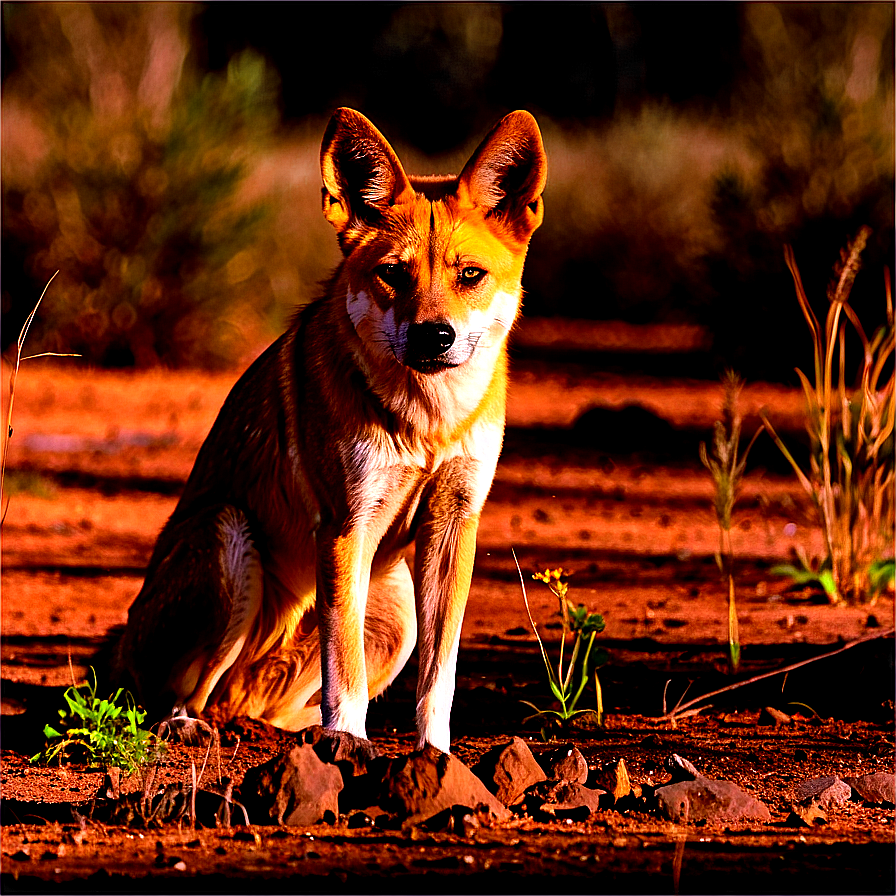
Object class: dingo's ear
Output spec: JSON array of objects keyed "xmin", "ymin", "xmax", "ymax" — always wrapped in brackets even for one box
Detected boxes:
[
  {"xmin": 458, "ymin": 111, "xmax": 547, "ymax": 241},
  {"xmin": 320, "ymin": 108, "xmax": 414, "ymax": 239}
]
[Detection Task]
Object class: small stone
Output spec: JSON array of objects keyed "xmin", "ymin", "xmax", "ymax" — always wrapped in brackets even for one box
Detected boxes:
[
  {"xmin": 592, "ymin": 758, "xmax": 634, "ymax": 802},
  {"xmin": 240, "ymin": 743, "xmax": 343, "ymax": 826},
  {"xmin": 99, "ymin": 767, "xmax": 121, "ymax": 800},
  {"xmin": 347, "ymin": 811, "xmax": 374, "ymax": 829},
  {"xmin": 420, "ymin": 805, "xmax": 483, "ymax": 836},
  {"xmin": 844, "ymin": 772, "xmax": 896, "ymax": 806},
  {"xmin": 758, "ymin": 706, "xmax": 792, "ymax": 727},
  {"xmin": 665, "ymin": 754, "xmax": 701, "ymax": 782},
  {"xmin": 471, "ymin": 737, "xmax": 546, "ymax": 805},
  {"xmin": 794, "ymin": 776, "xmax": 851, "ymax": 807},
  {"xmin": 786, "ymin": 801, "xmax": 827, "ymax": 827},
  {"xmin": 654, "ymin": 777, "xmax": 771, "ymax": 823},
  {"xmin": 521, "ymin": 779, "xmax": 606, "ymax": 820},
  {"xmin": 539, "ymin": 744, "xmax": 588, "ymax": 785},
  {"xmin": 540, "ymin": 781, "xmax": 605, "ymax": 820},
  {"xmin": 613, "ymin": 758, "xmax": 633, "ymax": 800},
  {"xmin": 378, "ymin": 745, "xmax": 510, "ymax": 826}
]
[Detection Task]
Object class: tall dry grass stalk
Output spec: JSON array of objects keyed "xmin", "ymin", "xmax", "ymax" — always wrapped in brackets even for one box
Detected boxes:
[
  {"xmin": 700, "ymin": 371, "xmax": 763, "ymax": 671},
  {"xmin": 1, "ymin": 273, "xmax": 79, "ymax": 524},
  {"xmin": 763, "ymin": 228, "xmax": 895, "ymax": 603}
]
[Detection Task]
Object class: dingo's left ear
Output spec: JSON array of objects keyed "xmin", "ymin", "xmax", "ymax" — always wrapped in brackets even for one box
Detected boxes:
[
  {"xmin": 320, "ymin": 108, "xmax": 414, "ymax": 242},
  {"xmin": 458, "ymin": 111, "xmax": 547, "ymax": 241}
]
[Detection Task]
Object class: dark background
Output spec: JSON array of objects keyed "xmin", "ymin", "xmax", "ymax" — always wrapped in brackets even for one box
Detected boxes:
[{"xmin": 2, "ymin": 2, "xmax": 893, "ymax": 381}]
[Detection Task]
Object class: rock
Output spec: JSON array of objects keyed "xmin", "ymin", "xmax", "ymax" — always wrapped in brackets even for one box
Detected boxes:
[
  {"xmin": 758, "ymin": 706, "xmax": 792, "ymax": 727},
  {"xmin": 420, "ymin": 805, "xmax": 484, "ymax": 836},
  {"xmin": 377, "ymin": 744, "xmax": 510, "ymax": 825},
  {"xmin": 591, "ymin": 758, "xmax": 635, "ymax": 801},
  {"xmin": 613, "ymin": 758, "xmax": 635, "ymax": 800},
  {"xmin": 539, "ymin": 744, "xmax": 589, "ymax": 785},
  {"xmin": 98, "ymin": 767, "xmax": 121, "ymax": 800},
  {"xmin": 665, "ymin": 754, "xmax": 702, "ymax": 782},
  {"xmin": 794, "ymin": 776, "xmax": 851, "ymax": 807},
  {"xmin": 471, "ymin": 737, "xmax": 546, "ymax": 805},
  {"xmin": 844, "ymin": 772, "xmax": 896, "ymax": 805},
  {"xmin": 655, "ymin": 777, "xmax": 771, "ymax": 824},
  {"xmin": 786, "ymin": 800, "xmax": 827, "ymax": 827},
  {"xmin": 240, "ymin": 744, "xmax": 343, "ymax": 826},
  {"xmin": 295, "ymin": 727, "xmax": 387, "ymax": 815},
  {"xmin": 521, "ymin": 779, "xmax": 606, "ymax": 820}
]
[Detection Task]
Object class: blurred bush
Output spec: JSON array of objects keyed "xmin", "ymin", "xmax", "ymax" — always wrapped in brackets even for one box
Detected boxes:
[
  {"xmin": 522, "ymin": 3, "xmax": 893, "ymax": 384},
  {"xmin": 2, "ymin": 3, "xmax": 281, "ymax": 367},
  {"xmin": 526, "ymin": 108, "xmax": 750, "ymax": 325},
  {"xmin": 703, "ymin": 2, "xmax": 894, "ymax": 380},
  {"xmin": 2, "ymin": 3, "xmax": 892, "ymax": 381}
]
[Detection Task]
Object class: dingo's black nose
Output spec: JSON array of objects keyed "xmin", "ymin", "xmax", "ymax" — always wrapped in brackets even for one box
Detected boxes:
[{"xmin": 406, "ymin": 322, "xmax": 456, "ymax": 363}]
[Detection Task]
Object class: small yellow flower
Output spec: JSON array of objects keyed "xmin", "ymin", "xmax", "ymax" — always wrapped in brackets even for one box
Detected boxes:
[
  {"xmin": 533, "ymin": 567, "xmax": 573, "ymax": 583},
  {"xmin": 533, "ymin": 567, "xmax": 573, "ymax": 598}
]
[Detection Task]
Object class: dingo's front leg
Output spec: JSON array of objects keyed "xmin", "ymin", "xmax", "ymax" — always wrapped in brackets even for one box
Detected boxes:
[
  {"xmin": 413, "ymin": 472, "xmax": 481, "ymax": 753},
  {"xmin": 315, "ymin": 527, "xmax": 371, "ymax": 738}
]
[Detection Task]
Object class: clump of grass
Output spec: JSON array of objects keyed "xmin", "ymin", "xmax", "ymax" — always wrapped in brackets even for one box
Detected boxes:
[
  {"xmin": 30, "ymin": 668, "xmax": 164, "ymax": 775},
  {"xmin": 700, "ymin": 371, "xmax": 764, "ymax": 671},
  {"xmin": 513, "ymin": 553, "xmax": 607, "ymax": 732},
  {"xmin": 762, "ymin": 227, "xmax": 895, "ymax": 604}
]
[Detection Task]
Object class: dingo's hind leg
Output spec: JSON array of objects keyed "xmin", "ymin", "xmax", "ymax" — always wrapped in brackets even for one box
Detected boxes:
[
  {"xmin": 116, "ymin": 505, "xmax": 262, "ymax": 732},
  {"xmin": 259, "ymin": 557, "xmax": 415, "ymax": 731},
  {"xmin": 365, "ymin": 557, "xmax": 417, "ymax": 699}
]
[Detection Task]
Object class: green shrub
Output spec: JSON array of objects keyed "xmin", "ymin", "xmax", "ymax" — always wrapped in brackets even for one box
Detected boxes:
[
  {"xmin": 2, "ymin": 5, "xmax": 280, "ymax": 368},
  {"xmin": 31, "ymin": 668, "xmax": 164, "ymax": 774}
]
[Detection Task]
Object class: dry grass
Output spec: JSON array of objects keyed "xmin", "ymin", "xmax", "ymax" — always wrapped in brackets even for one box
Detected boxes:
[
  {"xmin": 763, "ymin": 228, "xmax": 895, "ymax": 603},
  {"xmin": 1, "ymin": 274, "xmax": 79, "ymax": 524},
  {"xmin": 700, "ymin": 371, "xmax": 764, "ymax": 670}
]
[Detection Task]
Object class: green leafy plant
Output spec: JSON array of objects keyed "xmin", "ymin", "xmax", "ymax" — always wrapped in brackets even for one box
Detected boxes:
[
  {"xmin": 514, "ymin": 556, "xmax": 608, "ymax": 729},
  {"xmin": 700, "ymin": 371, "xmax": 763, "ymax": 671},
  {"xmin": 30, "ymin": 668, "xmax": 164, "ymax": 774},
  {"xmin": 770, "ymin": 547, "xmax": 839, "ymax": 603},
  {"xmin": 762, "ymin": 227, "xmax": 895, "ymax": 604}
]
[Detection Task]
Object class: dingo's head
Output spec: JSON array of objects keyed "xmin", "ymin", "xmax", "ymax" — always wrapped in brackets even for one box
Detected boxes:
[{"xmin": 321, "ymin": 109, "xmax": 546, "ymax": 375}]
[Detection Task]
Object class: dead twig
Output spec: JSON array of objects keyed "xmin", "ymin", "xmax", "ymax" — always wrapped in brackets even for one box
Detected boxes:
[
  {"xmin": 662, "ymin": 627, "xmax": 894, "ymax": 720},
  {"xmin": 2, "ymin": 272, "xmax": 79, "ymax": 525}
]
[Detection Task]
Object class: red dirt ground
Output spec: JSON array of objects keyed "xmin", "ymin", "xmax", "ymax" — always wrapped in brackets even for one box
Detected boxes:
[{"xmin": 1, "ymin": 322, "xmax": 894, "ymax": 893}]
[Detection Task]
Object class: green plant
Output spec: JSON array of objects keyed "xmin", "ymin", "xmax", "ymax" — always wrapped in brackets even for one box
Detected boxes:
[
  {"xmin": 700, "ymin": 370, "xmax": 764, "ymax": 671},
  {"xmin": 30, "ymin": 668, "xmax": 164, "ymax": 774},
  {"xmin": 770, "ymin": 547, "xmax": 839, "ymax": 603},
  {"xmin": 2, "ymin": 5, "xmax": 280, "ymax": 368},
  {"xmin": 514, "ymin": 556, "xmax": 608, "ymax": 729},
  {"xmin": 762, "ymin": 228, "xmax": 895, "ymax": 603}
]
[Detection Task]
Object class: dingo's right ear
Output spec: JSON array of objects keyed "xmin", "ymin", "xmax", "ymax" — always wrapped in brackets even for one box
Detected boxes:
[{"xmin": 320, "ymin": 108, "xmax": 414, "ymax": 240}]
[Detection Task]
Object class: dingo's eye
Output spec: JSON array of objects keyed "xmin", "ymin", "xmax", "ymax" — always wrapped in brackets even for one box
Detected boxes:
[
  {"xmin": 375, "ymin": 263, "xmax": 409, "ymax": 289},
  {"xmin": 459, "ymin": 266, "xmax": 486, "ymax": 286}
]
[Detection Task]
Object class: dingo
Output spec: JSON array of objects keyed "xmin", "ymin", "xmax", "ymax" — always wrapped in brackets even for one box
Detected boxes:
[{"xmin": 114, "ymin": 108, "xmax": 546, "ymax": 752}]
